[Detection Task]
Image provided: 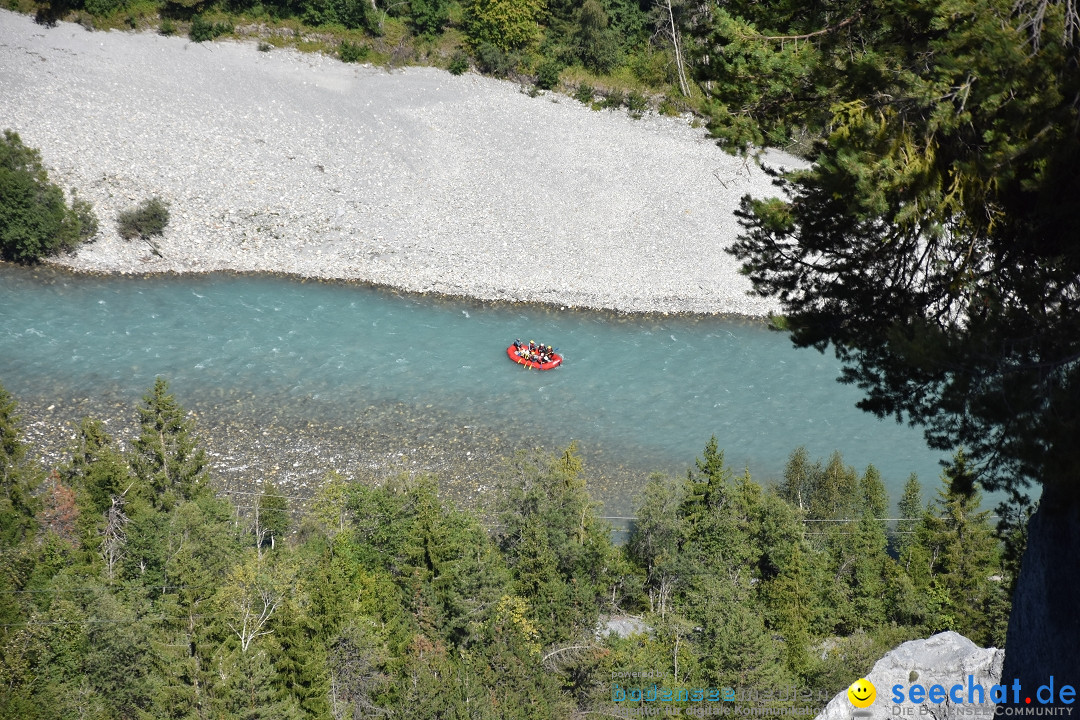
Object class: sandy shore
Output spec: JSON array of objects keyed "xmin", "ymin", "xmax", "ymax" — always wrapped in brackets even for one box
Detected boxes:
[{"xmin": 1, "ymin": 10, "xmax": 806, "ymax": 316}]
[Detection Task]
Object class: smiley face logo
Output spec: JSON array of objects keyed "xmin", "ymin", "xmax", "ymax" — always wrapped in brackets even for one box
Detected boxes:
[{"xmin": 847, "ymin": 678, "xmax": 876, "ymax": 708}]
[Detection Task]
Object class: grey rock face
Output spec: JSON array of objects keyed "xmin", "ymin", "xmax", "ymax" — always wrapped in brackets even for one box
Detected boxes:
[
  {"xmin": 596, "ymin": 614, "xmax": 653, "ymax": 640},
  {"xmin": 1001, "ymin": 483, "xmax": 1080, "ymax": 704},
  {"xmin": 815, "ymin": 632, "xmax": 1003, "ymax": 720}
]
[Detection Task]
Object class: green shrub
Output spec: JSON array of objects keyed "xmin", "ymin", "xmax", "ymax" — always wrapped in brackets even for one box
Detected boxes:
[
  {"xmin": 338, "ymin": 39, "xmax": 369, "ymax": 63},
  {"xmin": 189, "ymin": 15, "xmax": 231, "ymax": 42},
  {"xmin": 575, "ymin": 0, "xmax": 618, "ymax": 73},
  {"xmin": 658, "ymin": 97, "xmax": 680, "ymax": 116},
  {"xmin": 464, "ymin": 0, "xmax": 544, "ymax": 52},
  {"xmin": 475, "ymin": 42, "xmax": 515, "ymax": 76},
  {"xmin": 448, "ymin": 49, "xmax": 469, "ymax": 75},
  {"xmin": 257, "ymin": 41, "xmax": 272, "ymax": 51},
  {"xmin": 534, "ymin": 58, "xmax": 561, "ymax": 90},
  {"xmin": 626, "ymin": 90, "xmax": 647, "ymax": 118},
  {"xmin": 574, "ymin": 83, "xmax": 594, "ymax": 104},
  {"xmin": 304, "ymin": 0, "xmax": 382, "ymax": 35},
  {"xmin": 0, "ymin": 130, "xmax": 97, "ymax": 262},
  {"xmin": 629, "ymin": 46, "xmax": 676, "ymax": 86},
  {"xmin": 409, "ymin": 0, "xmax": 449, "ymax": 36},
  {"xmin": 601, "ymin": 88, "xmax": 624, "ymax": 109},
  {"xmin": 83, "ymin": 0, "xmax": 124, "ymax": 16},
  {"xmin": 71, "ymin": 192, "xmax": 99, "ymax": 241},
  {"xmin": 117, "ymin": 196, "xmax": 170, "ymax": 240},
  {"xmin": 159, "ymin": 18, "xmax": 175, "ymax": 35}
]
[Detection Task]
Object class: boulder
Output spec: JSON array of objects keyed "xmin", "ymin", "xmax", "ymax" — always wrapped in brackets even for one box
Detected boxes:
[
  {"xmin": 815, "ymin": 631, "xmax": 1003, "ymax": 720},
  {"xmin": 595, "ymin": 614, "xmax": 653, "ymax": 640}
]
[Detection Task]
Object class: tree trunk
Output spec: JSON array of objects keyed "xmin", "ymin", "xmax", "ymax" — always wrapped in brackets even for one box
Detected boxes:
[
  {"xmin": 1001, "ymin": 482, "xmax": 1080, "ymax": 704},
  {"xmin": 665, "ymin": 0, "xmax": 691, "ymax": 97}
]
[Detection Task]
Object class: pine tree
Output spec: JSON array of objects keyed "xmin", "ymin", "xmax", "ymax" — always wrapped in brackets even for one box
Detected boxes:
[
  {"xmin": 215, "ymin": 647, "xmax": 305, "ymax": 720},
  {"xmin": 493, "ymin": 444, "xmax": 613, "ymax": 643},
  {"xmin": 807, "ymin": 451, "xmax": 858, "ymax": 522},
  {"xmin": 131, "ymin": 378, "xmax": 207, "ymax": 511},
  {"xmin": 895, "ymin": 473, "xmax": 922, "ymax": 560},
  {"xmin": 65, "ymin": 417, "xmax": 133, "ymax": 514},
  {"xmin": 925, "ymin": 455, "xmax": 1001, "ymax": 644},
  {"xmin": 273, "ymin": 603, "xmax": 332, "ymax": 719},
  {"xmin": 763, "ymin": 539, "xmax": 818, "ymax": 676}
]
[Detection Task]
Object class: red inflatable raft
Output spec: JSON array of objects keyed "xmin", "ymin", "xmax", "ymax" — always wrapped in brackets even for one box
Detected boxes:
[{"xmin": 507, "ymin": 344, "xmax": 563, "ymax": 370}]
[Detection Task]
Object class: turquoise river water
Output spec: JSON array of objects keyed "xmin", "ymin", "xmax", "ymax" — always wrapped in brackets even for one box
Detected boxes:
[{"xmin": 0, "ymin": 265, "xmax": 947, "ymax": 511}]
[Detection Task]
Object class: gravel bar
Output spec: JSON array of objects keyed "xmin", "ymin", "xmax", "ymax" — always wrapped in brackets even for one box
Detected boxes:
[{"xmin": 1, "ymin": 10, "xmax": 807, "ymax": 316}]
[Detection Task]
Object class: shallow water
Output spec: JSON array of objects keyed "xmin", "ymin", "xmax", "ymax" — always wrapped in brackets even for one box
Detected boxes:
[{"xmin": 0, "ymin": 265, "xmax": 946, "ymax": 510}]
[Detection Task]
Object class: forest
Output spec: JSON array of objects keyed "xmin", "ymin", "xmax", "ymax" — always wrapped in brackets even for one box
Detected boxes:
[{"xmin": 0, "ymin": 378, "xmax": 1019, "ymax": 719}]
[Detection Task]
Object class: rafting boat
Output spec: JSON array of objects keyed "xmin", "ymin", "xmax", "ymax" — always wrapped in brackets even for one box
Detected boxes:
[{"xmin": 507, "ymin": 344, "xmax": 563, "ymax": 370}]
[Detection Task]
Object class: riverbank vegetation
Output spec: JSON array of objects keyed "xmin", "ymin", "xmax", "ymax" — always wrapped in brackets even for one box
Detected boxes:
[
  {"xmin": 0, "ymin": 130, "xmax": 98, "ymax": 263},
  {"xmin": 1, "ymin": 379, "xmax": 1019, "ymax": 719},
  {"xmin": 6, "ymin": 0, "xmax": 996, "ymax": 152}
]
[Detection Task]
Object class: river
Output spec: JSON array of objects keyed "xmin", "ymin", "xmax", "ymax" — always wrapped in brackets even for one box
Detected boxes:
[{"xmin": 0, "ymin": 265, "xmax": 947, "ymax": 519}]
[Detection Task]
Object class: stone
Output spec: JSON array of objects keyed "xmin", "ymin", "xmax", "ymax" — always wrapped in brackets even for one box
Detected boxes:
[
  {"xmin": 595, "ymin": 614, "xmax": 653, "ymax": 640},
  {"xmin": 814, "ymin": 632, "xmax": 1003, "ymax": 720}
]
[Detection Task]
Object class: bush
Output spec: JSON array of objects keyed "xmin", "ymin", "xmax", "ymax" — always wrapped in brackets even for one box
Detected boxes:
[
  {"xmin": 159, "ymin": 18, "xmax": 176, "ymax": 35},
  {"xmin": 83, "ymin": 0, "xmax": 125, "ymax": 16},
  {"xmin": 573, "ymin": 82, "xmax": 594, "ymax": 104},
  {"xmin": 117, "ymin": 197, "xmax": 169, "ymax": 240},
  {"xmin": 464, "ymin": 0, "xmax": 544, "ymax": 52},
  {"xmin": 338, "ymin": 39, "xmax": 369, "ymax": 63},
  {"xmin": 575, "ymin": 0, "xmax": 619, "ymax": 74},
  {"xmin": 658, "ymin": 97, "xmax": 681, "ymax": 116},
  {"xmin": 0, "ymin": 130, "xmax": 98, "ymax": 262},
  {"xmin": 448, "ymin": 49, "xmax": 469, "ymax": 75},
  {"xmin": 304, "ymin": 0, "xmax": 382, "ymax": 35},
  {"xmin": 601, "ymin": 88, "xmax": 624, "ymax": 109},
  {"xmin": 534, "ymin": 58, "xmax": 561, "ymax": 90},
  {"xmin": 475, "ymin": 42, "xmax": 515, "ymax": 76},
  {"xmin": 409, "ymin": 0, "xmax": 449, "ymax": 36},
  {"xmin": 626, "ymin": 90, "xmax": 647, "ymax": 118},
  {"xmin": 257, "ymin": 41, "xmax": 272, "ymax": 51},
  {"xmin": 189, "ymin": 15, "xmax": 232, "ymax": 42}
]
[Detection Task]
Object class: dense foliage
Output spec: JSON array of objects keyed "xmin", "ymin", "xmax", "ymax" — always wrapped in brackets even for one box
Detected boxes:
[
  {"xmin": 116, "ymin": 196, "xmax": 170, "ymax": 241},
  {"xmin": 0, "ymin": 130, "xmax": 97, "ymax": 263},
  {"xmin": 0, "ymin": 380, "xmax": 1016, "ymax": 719},
  {"xmin": 724, "ymin": 0, "xmax": 1079, "ymax": 686}
]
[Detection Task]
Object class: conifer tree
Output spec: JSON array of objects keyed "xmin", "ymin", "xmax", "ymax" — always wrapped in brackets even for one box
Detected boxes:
[
  {"xmin": 807, "ymin": 451, "xmax": 858, "ymax": 522},
  {"xmin": 65, "ymin": 418, "xmax": 132, "ymax": 513},
  {"xmin": 493, "ymin": 444, "xmax": 613, "ymax": 642},
  {"xmin": 131, "ymin": 378, "xmax": 207, "ymax": 510},
  {"xmin": 272, "ymin": 602, "xmax": 332, "ymax": 719},
  {"xmin": 917, "ymin": 453, "xmax": 1001, "ymax": 645},
  {"xmin": 728, "ymin": 0, "xmax": 1080, "ymax": 681},
  {"xmin": 895, "ymin": 473, "xmax": 923, "ymax": 560},
  {"xmin": 0, "ymin": 383, "xmax": 39, "ymax": 550}
]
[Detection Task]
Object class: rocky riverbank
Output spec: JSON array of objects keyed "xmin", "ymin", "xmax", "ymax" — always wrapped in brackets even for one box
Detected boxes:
[{"xmin": 1, "ymin": 9, "xmax": 806, "ymax": 317}]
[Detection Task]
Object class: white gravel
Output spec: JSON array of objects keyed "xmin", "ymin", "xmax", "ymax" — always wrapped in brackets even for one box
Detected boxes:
[{"xmin": 1, "ymin": 10, "xmax": 806, "ymax": 315}]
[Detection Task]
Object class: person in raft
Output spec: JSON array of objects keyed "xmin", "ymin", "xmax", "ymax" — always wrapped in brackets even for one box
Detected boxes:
[{"xmin": 513, "ymin": 340, "xmax": 554, "ymax": 364}]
